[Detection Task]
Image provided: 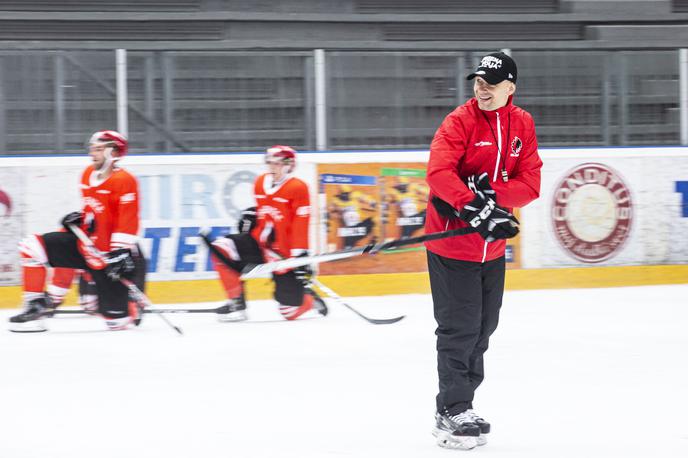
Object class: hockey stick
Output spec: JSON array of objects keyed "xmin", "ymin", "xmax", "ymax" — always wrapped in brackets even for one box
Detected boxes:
[
  {"xmin": 199, "ymin": 231, "xmax": 407, "ymax": 325},
  {"xmin": 52, "ymin": 304, "xmax": 233, "ymax": 315},
  {"xmin": 66, "ymin": 224, "xmax": 184, "ymax": 335},
  {"xmin": 237, "ymin": 226, "xmax": 476, "ymax": 279},
  {"xmin": 309, "ymin": 278, "xmax": 405, "ymax": 325}
]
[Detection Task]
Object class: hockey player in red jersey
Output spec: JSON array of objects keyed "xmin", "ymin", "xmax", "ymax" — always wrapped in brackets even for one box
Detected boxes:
[
  {"xmin": 9, "ymin": 130, "xmax": 146, "ymax": 332},
  {"xmin": 210, "ymin": 145, "xmax": 327, "ymax": 322}
]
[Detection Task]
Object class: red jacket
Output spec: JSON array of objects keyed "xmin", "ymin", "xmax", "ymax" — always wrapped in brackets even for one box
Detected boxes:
[{"xmin": 424, "ymin": 96, "xmax": 542, "ymax": 262}]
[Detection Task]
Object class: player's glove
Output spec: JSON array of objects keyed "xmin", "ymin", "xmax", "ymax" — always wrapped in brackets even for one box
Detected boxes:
[
  {"xmin": 431, "ymin": 196, "xmax": 461, "ymax": 220},
  {"xmin": 467, "ymin": 172, "xmax": 496, "ymax": 201},
  {"xmin": 61, "ymin": 211, "xmax": 83, "ymax": 230},
  {"xmin": 458, "ymin": 191, "xmax": 520, "ymax": 242},
  {"xmin": 104, "ymin": 249, "xmax": 135, "ymax": 281}
]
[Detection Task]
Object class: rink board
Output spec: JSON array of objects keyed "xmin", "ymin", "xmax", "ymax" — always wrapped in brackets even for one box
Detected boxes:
[
  {"xmin": 1, "ymin": 264, "xmax": 687, "ymax": 308},
  {"xmin": 1, "ymin": 147, "xmax": 687, "ymax": 303}
]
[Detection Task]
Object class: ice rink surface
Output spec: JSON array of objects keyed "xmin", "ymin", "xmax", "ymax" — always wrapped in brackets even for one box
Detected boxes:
[{"xmin": 1, "ymin": 283, "xmax": 687, "ymax": 458}]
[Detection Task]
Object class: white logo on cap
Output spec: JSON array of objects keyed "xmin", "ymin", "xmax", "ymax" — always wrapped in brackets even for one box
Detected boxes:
[{"xmin": 480, "ymin": 56, "xmax": 503, "ymax": 69}]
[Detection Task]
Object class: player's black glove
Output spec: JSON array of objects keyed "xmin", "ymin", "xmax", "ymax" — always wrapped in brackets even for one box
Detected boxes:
[
  {"xmin": 237, "ymin": 207, "xmax": 257, "ymax": 234},
  {"xmin": 467, "ymin": 172, "xmax": 496, "ymax": 201},
  {"xmin": 104, "ymin": 249, "xmax": 135, "ymax": 281},
  {"xmin": 458, "ymin": 192, "xmax": 520, "ymax": 242},
  {"xmin": 431, "ymin": 196, "xmax": 461, "ymax": 220},
  {"xmin": 61, "ymin": 211, "xmax": 83, "ymax": 230}
]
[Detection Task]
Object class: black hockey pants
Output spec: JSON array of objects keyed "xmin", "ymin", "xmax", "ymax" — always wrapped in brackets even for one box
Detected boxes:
[
  {"xmin": 427, "ymin": 250, "xmax": 505, "ymax": 415},
  {"xmin": 42, "ymin": 231, "xmax": 146, "ymax": 319}
]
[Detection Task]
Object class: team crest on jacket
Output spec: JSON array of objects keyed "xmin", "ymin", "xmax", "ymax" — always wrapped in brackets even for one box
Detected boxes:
[
  {"xmin": 551, "ymin": 163, "xmax": 633, "ymax": 263},
  {"xmin": 510, "ymin": 137, "xmax": 522, "ymax": 157}
]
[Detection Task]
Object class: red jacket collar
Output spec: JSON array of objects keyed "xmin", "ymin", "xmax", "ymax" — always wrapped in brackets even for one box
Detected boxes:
[{"xmin": 469, "ymin": 95, "xmax": 514, "ymax": 118}]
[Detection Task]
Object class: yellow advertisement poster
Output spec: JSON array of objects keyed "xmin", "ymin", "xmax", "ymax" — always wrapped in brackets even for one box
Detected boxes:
[{"xmin": 317, "ymin": 163, "xmax": 521, "ymax": 275}]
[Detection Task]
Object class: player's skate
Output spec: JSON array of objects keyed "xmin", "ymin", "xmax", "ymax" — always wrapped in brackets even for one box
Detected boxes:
[
  {"xmin": 218, "ymin": 294, "xmax": 247, "ymax": 322},
  {"xmin": 467, "ymin": 409, "xmax": 490, "ymax": 446},
  {"xmin": 78, "ymin": 274, "xmax": 98, "ymax": 314},
  {"xmin": 308, "ymin": 289, "xmax": 328, "ymax": 317},
  {"xmin": 432, "ymin": 410, "xmax": 480, "ymax": 450},
  {"xmin": 8, "ymin": 295, "xmax": 53, "ymax": 333}
]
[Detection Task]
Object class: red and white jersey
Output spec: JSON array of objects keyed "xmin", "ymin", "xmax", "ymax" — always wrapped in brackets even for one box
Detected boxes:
[
  {"xmin": 80, "ymin": 165, "xmax": 140, "ymax": 252},
  {"xmin": 251, "ymin": 173, "xmax": 311, "ymax": 259}
]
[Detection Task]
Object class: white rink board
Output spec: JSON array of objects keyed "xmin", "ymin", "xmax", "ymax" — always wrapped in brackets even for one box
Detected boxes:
[{"xmin": 1, "ymin": 147, "xmax": 688, "ymax": 284}]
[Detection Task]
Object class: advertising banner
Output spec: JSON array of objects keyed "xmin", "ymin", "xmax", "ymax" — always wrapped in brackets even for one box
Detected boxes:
[
  {"xmin": 521, "ymin": 151, "xmax": 688, "ymax": 268},
  {"xmin": 17, "ymin": 161, "xmax": 316, "ymax": 282},
  {"xmin": 129, "ymin": 162, "xmax": 316, "ymax": 281}
]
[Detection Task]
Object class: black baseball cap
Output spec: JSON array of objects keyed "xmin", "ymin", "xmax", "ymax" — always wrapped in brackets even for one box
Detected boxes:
[{"xmin": 467, "ymin": 52, "xmax": 517, "ymax": 85}]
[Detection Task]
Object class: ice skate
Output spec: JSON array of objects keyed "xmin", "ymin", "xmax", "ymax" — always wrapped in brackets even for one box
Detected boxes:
[
  {"xmin": 467, "ymin": 409, "xmax": 490, "ymax": 446},
  {"xmin": 308, "ymin": 289, "xmax": 328, "ymax": 317},
  {"xmin": 8, "ymin": 295, "xmax": 53, "ymax": 333},
  {"xmin": 218, "ymin": 295, "xmax": 247, "ymax": 322},
  {"xmin": 432, "ymin": 411, "xmax": 480, "ymax": 450}
]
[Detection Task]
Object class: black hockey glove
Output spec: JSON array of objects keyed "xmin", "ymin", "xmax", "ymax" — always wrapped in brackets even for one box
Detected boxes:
[
  {"xmin": 104, "ymin": 249, "xmax": 135, "ymax": 281},
  {"xmin": 431, "ymin": 196, "xmax": 461, "ymax": 220},
  {"xmin": 61, "ymin": 211, "xmax": 83, "ymax": 230},
  {"xmin": 458, "ymin": 192, "xmax": 520, "ymax": 242},
  {"xmin": 467, "ymin": 172, "xmax": 496, "ymax": 201},
  {"xmin": 237, "ymin": 207, "xmax": 257, "ymax": 234}
]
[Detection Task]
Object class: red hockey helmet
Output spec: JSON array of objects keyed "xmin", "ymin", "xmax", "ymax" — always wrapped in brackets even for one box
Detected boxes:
[{"xmin": 89, "ymin": 130, "xmax": 128, "ymax": 158}]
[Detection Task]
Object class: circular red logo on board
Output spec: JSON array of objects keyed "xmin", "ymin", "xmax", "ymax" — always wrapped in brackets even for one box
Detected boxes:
[{"xmin": 551, "ymin": 163, "xmax": 632, "ymax": 263}]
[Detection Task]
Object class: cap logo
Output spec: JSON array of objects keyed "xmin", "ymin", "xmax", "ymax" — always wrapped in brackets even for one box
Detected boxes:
[{"xmin": 480, "ymin": 56, "xmax": 503, "ymax": 69}]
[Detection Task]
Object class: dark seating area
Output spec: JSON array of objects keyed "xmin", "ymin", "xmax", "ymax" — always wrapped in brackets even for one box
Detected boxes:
[{"xmin": 0, "ymin": 0, "xmax": 684, "ymax": 153}]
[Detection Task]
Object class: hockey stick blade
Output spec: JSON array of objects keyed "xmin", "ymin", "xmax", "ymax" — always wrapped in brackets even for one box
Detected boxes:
[
  {"xmin": 239, "ymin": 226, "xmax": 475, "ymax": 279},
  {"xmin": 310, "ymin": 279, "xmax": 405, "ymax": 325}
]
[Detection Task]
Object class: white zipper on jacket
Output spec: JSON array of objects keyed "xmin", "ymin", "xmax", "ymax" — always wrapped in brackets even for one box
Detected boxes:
[
  {"xmin": 483, "ymin": 112, "xmax": 502, "ymax": 263},
  {"xmin": 492, "ymin": 112, "xmax": 502, "ymax": 182}
]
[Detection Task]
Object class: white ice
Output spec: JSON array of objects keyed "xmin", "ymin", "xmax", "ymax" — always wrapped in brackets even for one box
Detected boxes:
[{"xmin": 1, "ymin": 284, "xmax": 687, "ymax": 458}]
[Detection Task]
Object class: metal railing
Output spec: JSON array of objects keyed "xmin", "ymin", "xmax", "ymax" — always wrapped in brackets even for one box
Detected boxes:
[{"xmin": 0, "ymin": 48, "xmax": 685, "ymax": 154}]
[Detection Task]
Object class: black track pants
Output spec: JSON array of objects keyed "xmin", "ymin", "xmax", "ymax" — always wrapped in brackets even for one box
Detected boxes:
[{"xmin": 427, "ymin": 250, "xmax": 506, "ymax": 415}]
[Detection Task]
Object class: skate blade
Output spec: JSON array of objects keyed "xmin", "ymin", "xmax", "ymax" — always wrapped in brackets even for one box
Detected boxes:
[
  {"xmin": 8, "ymin": 320, "xmax": 48, "ymax": 333},
  {"xmin": 432, "ymin": 429, "xmax": 478, "ymax": 450},
  {"xmin": 476, "ymin": 434, "xmax": 487, "ymax": 446},
  {"xmin": 217, "ymin": 311, "xmax": 248, "ymax": 322}
]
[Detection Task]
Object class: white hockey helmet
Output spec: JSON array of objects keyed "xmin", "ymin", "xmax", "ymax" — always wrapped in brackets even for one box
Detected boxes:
[{"xmin": 88, "ymin": 130, "xmax": 128, "ymax": 172}]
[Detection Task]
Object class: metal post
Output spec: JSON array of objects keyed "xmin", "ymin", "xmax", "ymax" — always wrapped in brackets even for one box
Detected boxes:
[
  {"xmin": 314, "ymin": 49, "xmax": 327, "ymax": 151},
  {"xmin": 54, "ymin": 52, "xmax": 65, "ymax": 153},
  {"xmin": 115, "ymin": 49, "xmax": 128, "ymax": 138},
  {"xmin": 161, "ymin": 52, "xmax": 174, "ymax": 152},
  {"xmin": 680, "ymin": 48, "xmax": 688, "ymax": 146}
]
